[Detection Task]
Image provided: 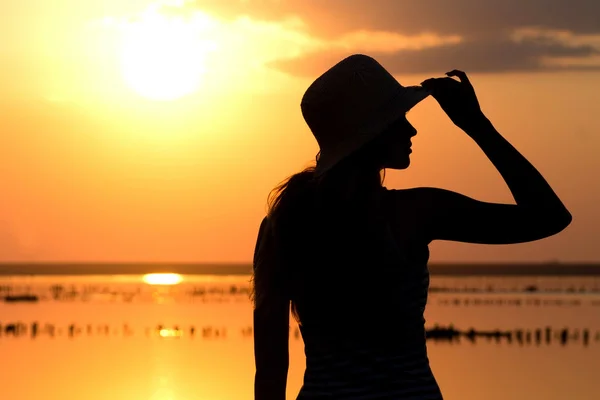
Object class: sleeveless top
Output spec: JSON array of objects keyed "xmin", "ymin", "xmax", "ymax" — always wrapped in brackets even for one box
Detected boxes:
[
  {"xmin": 258, "ymin": 187, "xmax": 443, "ymax": 399},
  {"xmin": 295, "ymin": 235, "xmax": 443, "ymax": 399}
]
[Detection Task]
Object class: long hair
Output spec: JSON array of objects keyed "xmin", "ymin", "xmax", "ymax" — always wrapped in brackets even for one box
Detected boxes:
[{"xmin": 251, "ymin": 146, "xmax": 388, "ymax": 323}]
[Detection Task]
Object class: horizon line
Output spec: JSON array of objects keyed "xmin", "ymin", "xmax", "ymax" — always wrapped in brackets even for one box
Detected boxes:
[{"xmin": 1, "ymin": 261, "xmax": 600, "ymax": 276}]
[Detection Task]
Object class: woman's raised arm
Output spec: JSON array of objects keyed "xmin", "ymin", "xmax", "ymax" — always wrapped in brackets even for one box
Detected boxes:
[{"xmin": 405, "ymin": 71, "xmax": 572, "ymax": 244}]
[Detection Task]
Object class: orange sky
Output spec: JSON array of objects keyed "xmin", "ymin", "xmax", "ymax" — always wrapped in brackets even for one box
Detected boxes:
[{"xmin": 1, "ymin": 0, "xmax": 599, "ymax": 263}]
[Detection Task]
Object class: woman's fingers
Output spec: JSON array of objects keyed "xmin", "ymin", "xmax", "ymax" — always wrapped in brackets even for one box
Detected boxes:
[
  {"xmin": 446, "ymin": 70, "xmax": 473, "ymax": 89},
  {"xmin": 420, "ymin": 78, "xmax": 435, "ymax": 90},
  {"xmin": 421, "ymin": 77, "xmax": 457, "ymax": 93},
  {"xmin": 423, "ymin": 70, "xmax": 471, "ymax": 87}
]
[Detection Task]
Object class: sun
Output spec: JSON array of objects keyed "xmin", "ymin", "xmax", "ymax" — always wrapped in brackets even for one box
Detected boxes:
[{"xmin": 120, "ymin": 7, "xmax": 217, "ymax": 101}]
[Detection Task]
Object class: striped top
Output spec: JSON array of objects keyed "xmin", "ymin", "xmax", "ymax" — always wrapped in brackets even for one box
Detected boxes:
[
  {"xmin": 298, "ymin": 344, "xmax": 442, "ymax": 400},
  {"xmin": 296, "ymin": 277, "xmax": 442, "ymax": 400},
  {"xmin": 295, "ymin": 189, "xmax": 442, "ymax": 399}
]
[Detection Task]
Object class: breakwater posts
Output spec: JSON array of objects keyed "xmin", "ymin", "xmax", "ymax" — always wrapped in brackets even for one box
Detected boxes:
[
  {"xmin": 424, "ymin": 325, "xmax": 595, "ymax": 346},
  {"xmin": 0, "ymin": 322, "xmax": 597, "ymax": 347},
  {"xmin": 4, "ymin": 294, "xmax": 600, "ymax": 307},
  {"xmin": 436, "ymin": 297, "xmax": 600, "ymax": 307},
  {"xmin": 3, "ymin": 283, "xmax": 600, "ymax": 305}
]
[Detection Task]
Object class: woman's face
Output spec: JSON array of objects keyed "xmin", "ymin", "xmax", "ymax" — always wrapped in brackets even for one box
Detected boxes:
[{"xmin": 374, "ymin": 116, "xmax": 417, "ymax": 170}]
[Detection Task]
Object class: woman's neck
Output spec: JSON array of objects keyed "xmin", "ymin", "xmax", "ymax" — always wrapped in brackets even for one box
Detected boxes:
[{"xmin": 338, "ymin": 168, "xmax": 382, "ymax": 200}]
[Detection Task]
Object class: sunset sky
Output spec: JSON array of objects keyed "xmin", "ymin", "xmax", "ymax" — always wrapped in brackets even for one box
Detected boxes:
[{"xmin": 1, "ymin": 0, "xmax": 599, "ymax": 263}]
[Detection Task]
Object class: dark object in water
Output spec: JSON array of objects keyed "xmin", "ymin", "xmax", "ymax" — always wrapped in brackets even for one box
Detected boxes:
[{"xmin": 4, "ymin": 294, "xmax": 39, "ymax": 303}]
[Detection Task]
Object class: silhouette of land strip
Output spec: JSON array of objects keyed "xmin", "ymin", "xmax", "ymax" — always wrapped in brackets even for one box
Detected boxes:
[
  {"xmin": 1, "ymin": 262, "xmax": 600, "ymax": 276},
  {"xmin": 0, "ymin": 321, "xmax": 597, "ymax": 347}
]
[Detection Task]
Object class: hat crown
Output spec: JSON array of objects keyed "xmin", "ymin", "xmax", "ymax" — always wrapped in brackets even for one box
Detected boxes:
[
  {"xmin": 300, "ymin": 54, "xmax": 429, "ymax": 176},
  {"xmin": 301, "ymin": 54, "xmax": 404, "ymax": 151}
]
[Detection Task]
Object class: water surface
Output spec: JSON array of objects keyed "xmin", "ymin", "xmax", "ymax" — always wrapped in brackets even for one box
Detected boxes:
[{"xmin": 1, "ymin": 273, "xmax": 599, "ymax": 400}]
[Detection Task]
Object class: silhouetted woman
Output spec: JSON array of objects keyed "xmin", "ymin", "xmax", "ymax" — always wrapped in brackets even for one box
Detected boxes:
[{"xmin": 251, "ymin": 54, "xmax": 571, "ymax": 399}]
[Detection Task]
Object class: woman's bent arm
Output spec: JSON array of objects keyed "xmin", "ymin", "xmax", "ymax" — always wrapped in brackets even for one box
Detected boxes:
[
  {"xmin": 409, "ymin": 119, "xmax": 571, "ymax": 245},
  {"xmin": 404, "ymin": 72, "xmax": 572, "ymax": 245}
]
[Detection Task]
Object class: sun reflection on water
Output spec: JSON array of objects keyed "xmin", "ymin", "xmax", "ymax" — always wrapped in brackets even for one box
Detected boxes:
[
  {"xmin": 159, "ymin": 328, "xmax": 183, "ymax": 338},
  {"xmin": 143, "ymin": 273, "xmax": 183, "ymax": 285}
]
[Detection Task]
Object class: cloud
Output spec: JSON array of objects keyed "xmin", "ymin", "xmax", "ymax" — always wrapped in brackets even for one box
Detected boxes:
[
  {"xmin": 330, "ymin": 31, "xmax": 463, "ymax": 53},
  {"xmin": 190, "ymin": 0, "xmax": 600, "ymax": 37},
  {"xmin": 176, "ymin": 0, "xmax": 600, "ymax": 75},
  {"xmin": 268, "ymin": 30, "xmax": 600, "ymax": 76}
]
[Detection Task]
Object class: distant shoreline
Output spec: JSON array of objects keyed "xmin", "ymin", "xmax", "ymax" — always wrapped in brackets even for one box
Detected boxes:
[{"xmin": 1, "ymin": 262, "xmax": 600, "ymax": 276}]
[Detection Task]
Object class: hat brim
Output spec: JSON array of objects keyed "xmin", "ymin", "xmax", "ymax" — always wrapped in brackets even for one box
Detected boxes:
[{"xmin": 314, "ymin": 85, "xmax": 430, "ymax": 176}]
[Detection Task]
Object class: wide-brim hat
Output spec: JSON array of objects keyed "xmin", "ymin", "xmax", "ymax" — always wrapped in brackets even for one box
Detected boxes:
[{"xmin": 301, "ymin": 54, "xmax": 430, "ymax": 176}]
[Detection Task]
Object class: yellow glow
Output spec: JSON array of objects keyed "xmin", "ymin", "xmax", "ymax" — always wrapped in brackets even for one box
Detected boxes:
[
  {"xmin": 119, "ymin": 6, "xmax": 218, "ymax": 101},
  {"xmin": 159, "ymin": 328, "xmax": 183, "ymax": 338},
  {"xmin": 143, "ymin": 273, "xmax": 183, "ymax": 285}
]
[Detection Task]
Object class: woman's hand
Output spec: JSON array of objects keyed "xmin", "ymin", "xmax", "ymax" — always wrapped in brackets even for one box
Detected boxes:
[{"xmin": 421, "ymin": 70, "xmax": 487, "ymax": 133}]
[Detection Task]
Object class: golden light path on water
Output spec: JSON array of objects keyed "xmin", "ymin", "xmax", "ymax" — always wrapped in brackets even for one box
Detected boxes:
[
  {"xmin": 142, "ymin": 273, "xmax": 183, "ymax": 285},
  {"xmin": 159, "ymin": 328, "xmax": 184, "ymax": 338}
]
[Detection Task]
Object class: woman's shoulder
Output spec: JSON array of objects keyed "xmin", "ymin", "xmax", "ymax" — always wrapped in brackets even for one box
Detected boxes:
[
  {"xmin": 253, "ymin": 216, "xmax": 272, "ymax": 269},
  {"xmin": 381, "ymin": 186, "xmax": 425, "ymax": 208},
  {"xmin": 258, "ymin": 215, "xmax": 269, "ymax": 231}
]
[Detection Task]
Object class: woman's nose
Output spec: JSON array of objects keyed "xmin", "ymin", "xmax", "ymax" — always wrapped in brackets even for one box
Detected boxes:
[{"xmin": 409, "ymin": 126, "xmax": 417, "ymax": 138}]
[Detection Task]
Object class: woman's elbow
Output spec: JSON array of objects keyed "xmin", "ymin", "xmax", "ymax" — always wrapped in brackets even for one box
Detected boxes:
[
  {"xmin": 523, "ymin": 207, "xmax": 572, "ymax": 241},
  {"xmin": 544, "ymin": 208, "xmax": 573, "ymax": 236}
]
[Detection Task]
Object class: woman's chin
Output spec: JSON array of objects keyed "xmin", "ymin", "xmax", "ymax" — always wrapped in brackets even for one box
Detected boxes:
[{"xmin": 384, "ymin": 158, "xmax": 411, "ymax": 170}]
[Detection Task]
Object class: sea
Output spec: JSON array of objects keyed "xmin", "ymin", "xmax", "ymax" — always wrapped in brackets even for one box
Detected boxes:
[{"xmin": 1, "ymin": 263, "xmax": 599, "ymax": 400}]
